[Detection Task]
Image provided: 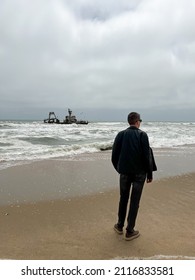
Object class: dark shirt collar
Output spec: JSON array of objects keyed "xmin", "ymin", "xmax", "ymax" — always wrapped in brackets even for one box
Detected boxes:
[{"xmin": 128, "ymin": 126, "xmax": 138, "ymax": 130}]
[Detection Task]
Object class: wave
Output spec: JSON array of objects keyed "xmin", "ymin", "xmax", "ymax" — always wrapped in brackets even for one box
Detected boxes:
[
  {"xmin": 0, "ymin": 142, "xmax": 13, "ymax": 147},
  {"xmin": 19, "ymin": 136, "xmax": 66, "ymax": 146},
  {"xmin": 0, "ymin": 124, "xmax": 13, "ymax": 129},
  {"xmin": 100, "ymin": 145, "xmax": 113, "ymax": 151},
  {"xmin": 1, "ymin": 120, "xmax": 195, "ymax": 170}
]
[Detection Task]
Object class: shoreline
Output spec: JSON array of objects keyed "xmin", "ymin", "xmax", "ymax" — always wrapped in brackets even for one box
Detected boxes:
[
  {"xmin": 0, "ymin": 153, "xmax": 195, "ymax": 259},
  {"xmin": 1, "ymin": 173, "xmax": 195, "ymax": 260},
  {"xmin": 1, "ymin": 148, "xmax": 195, "ymax": 206},
  {"xmin": 0, "ymin": 152, "xmax": 118, "ymax": 206}
]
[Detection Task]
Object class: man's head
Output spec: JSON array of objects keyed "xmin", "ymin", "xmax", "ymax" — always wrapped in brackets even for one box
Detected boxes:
[{"xmin": 127, "ymin": 112, "xmax": 142, "ymax": 127}]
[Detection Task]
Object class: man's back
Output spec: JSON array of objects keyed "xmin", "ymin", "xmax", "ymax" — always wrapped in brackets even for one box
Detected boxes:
[{"xmin": 112, "ymin": 126, "xmax": 151, "ymax": 176}]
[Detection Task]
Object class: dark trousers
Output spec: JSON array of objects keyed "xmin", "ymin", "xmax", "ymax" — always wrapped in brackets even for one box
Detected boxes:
[{"xmin": 117, "ymin": 173, "xmax": 146, "ymax": 233}]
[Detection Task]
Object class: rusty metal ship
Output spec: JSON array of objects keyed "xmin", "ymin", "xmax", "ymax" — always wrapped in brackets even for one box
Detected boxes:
[{"xmin": 44, "ymin": 109, "xmax": 88, "ymax": 125}]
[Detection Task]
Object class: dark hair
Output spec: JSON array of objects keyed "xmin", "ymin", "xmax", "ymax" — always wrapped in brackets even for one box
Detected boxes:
[{"xmin": 127, "ymin": 112, "xmax": 141, "ymax": 125}]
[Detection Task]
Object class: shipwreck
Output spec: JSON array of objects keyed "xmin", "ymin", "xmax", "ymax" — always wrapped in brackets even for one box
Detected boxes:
[{"xmin": 44, "ymin": 109, "xmax": 88, "ymax": 125}]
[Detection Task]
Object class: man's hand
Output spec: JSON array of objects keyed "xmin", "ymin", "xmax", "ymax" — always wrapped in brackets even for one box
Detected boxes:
[{"xmin": 146, "ymin": 178, "xmax": 153, "ymax": 183}]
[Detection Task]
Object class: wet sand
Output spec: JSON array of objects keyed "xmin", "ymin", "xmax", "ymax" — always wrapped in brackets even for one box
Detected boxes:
[{"xmin": 0, "ymin": 152, "xmax": 195, "ymax": 259}]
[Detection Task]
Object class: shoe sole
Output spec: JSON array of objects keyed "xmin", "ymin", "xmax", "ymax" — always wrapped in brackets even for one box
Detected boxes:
[
  {"xmin": 125, "ymin": 232, "xmax": 140, "ymax": 241},
  {"xmin": 114, "ymin": 226, "xmax": 123, "ymax": 235}
]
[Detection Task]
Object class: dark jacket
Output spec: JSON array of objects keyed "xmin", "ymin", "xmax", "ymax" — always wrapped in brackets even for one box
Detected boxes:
[{"xmin": 111, "ymin": 126, "xmax": 157, "ymax": 179}]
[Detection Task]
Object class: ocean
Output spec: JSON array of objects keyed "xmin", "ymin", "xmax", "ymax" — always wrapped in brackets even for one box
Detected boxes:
[
  {"xmin": 1, "ymin": 120, "xmax": 195, "ymax": 262},
  {"xmin": 1, "ymin": 120, "xmax": 195, "ymax": 171}
]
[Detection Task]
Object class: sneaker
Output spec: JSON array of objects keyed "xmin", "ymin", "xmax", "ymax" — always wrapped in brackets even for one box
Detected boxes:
[
  {"xmin": 125, "ymin": 230, "xmax": 140, "ymax": 241},
  {"xmin": 114, "ymin": 224, "xmax": 123, "ymax": 234}
]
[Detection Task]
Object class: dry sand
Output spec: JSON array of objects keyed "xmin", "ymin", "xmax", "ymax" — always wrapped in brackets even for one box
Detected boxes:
[{"xmin": 0, "ymin": 155, "xmax": 195, "ymax": 260}]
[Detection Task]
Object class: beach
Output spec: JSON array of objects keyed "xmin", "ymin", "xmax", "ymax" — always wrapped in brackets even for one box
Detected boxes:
[{"xmin": 0, "ymin": 150, "xmax": 195, "ymax": 260}]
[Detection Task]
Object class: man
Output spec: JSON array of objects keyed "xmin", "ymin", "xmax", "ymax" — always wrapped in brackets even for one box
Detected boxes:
[{"xmin": 111, "ymin": 112, "xmax": 157, "ymax": 241}]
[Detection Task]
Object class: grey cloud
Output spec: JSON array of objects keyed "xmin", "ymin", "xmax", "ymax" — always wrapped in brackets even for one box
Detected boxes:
[
  {"xmin": 64, "ymin": 0, "xmax": 142, "ymax": 21},
  {"xmin": 0, "ymin": 0, "xmax": 195, "ymax": 120}
]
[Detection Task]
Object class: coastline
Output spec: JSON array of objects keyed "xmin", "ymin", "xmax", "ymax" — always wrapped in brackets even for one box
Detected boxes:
[
  {"xmin": 2, "ymin": 147, "xmax": 195, "ymax": 206},
  {"xmin": 0, "ymin": 151, "xmax": 195, "ymax": 259}
]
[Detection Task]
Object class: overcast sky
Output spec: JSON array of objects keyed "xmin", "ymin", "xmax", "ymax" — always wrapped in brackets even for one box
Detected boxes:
[{"xmin": 1, "ymin": 0, "xmax": 195, "ymax": 121}]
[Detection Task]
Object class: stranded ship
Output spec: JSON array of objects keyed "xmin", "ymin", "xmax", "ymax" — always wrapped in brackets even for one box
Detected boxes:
[{"xmin": 44, "ymin": 109, "xmax": 88, "ymax": 125}]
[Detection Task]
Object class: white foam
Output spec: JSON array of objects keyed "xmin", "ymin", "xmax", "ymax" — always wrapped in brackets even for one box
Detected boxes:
[{"xmin": 1, "ymin": 120, "xmax": 195, "ymax": 169}]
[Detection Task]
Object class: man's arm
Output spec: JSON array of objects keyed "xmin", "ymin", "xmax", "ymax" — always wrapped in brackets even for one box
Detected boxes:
[
  {"xmin": 111, "ymin": 131, "xmax": 124, "ymax": 172},
  {"xmin": 140, "ymin": 132, "xmax": 153, "ymax": 181}
]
